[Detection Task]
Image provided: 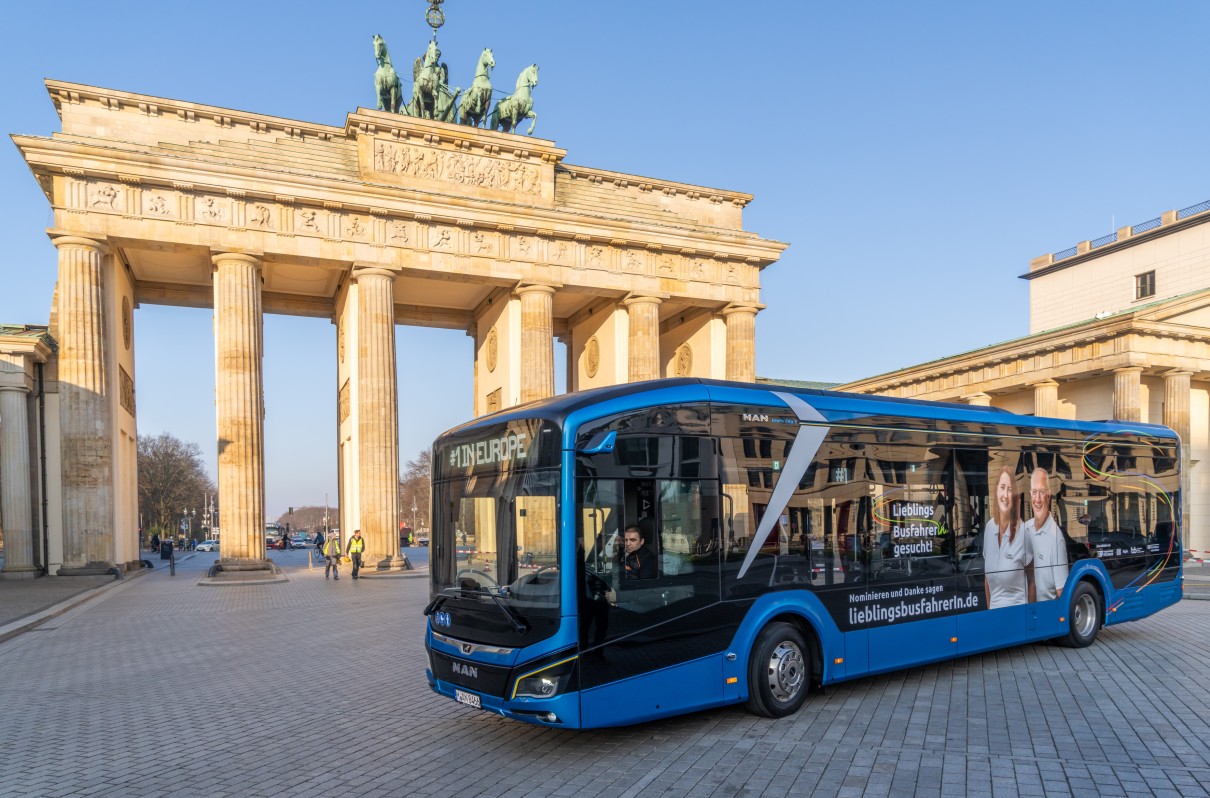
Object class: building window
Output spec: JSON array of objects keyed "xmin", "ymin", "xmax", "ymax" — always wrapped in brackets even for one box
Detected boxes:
[{"xmin": 1135, "ymin": 270, "xmax": 1156, "ymax": 301}]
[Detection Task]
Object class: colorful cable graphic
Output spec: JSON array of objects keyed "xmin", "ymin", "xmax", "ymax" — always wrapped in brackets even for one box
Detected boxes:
[{"xmin": 1082, "ymin": 431, "xmax": 1178, "ymax": 612}]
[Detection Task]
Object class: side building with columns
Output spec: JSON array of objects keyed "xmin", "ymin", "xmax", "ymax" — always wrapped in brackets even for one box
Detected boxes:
[
  {"xmin": 836, "ymin": 197, "xmax": 1210, "ymax": 557},
  {"xmin": 1, "ymin": 80, "xmax": 786, "ymax": 577}
]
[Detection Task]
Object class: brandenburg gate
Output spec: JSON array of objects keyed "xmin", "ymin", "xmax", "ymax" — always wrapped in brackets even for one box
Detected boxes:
[{"xmin": 3, "ymin": 78, "xmax": 785, "ymax": 578}]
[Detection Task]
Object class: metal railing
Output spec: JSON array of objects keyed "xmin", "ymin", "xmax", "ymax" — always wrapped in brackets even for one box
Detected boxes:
[
  {"xmin": 1044, "ymin": 199, "xmax": 1209, "ymax": 262},
  {"xmin": 1131, "ymin": 217, "xmax": 1161, "ymax": 235},
  {"xmin": 1178, "ymin": 199, "xmax": 1210, "ymax": 220}
]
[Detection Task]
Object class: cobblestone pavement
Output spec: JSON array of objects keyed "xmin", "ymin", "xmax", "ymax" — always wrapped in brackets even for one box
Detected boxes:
[{"xmin": 1, "ymin": 553, "xmax": 1208, "ymax": 798}]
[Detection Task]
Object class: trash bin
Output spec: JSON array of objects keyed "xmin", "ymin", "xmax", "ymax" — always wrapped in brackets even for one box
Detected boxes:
[{"xmin": 160, "ymin": 541, "xmax": 173, "ymax": 560}]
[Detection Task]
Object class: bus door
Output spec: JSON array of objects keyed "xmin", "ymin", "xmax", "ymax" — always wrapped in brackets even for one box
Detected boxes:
[
  {"xmin": 576, "ymin": 434, "xmax": 727, "ymax": 725},
  {"xmin": 860, "ymin": 448, "xmax": 960, "ymax": 671}
]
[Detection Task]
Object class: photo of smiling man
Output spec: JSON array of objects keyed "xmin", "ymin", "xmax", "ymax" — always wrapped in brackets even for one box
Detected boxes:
[{"xmin": 1024, "ymin": 468, "xmax": 1069, "ymax": 601}]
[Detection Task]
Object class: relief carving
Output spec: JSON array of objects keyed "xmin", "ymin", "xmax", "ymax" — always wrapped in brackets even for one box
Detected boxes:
[
  {"xmin": 675, "ymin": 344, "xmax": 693, "ymax": 377},
  {"xmin": 472, "ymin": 231, "xmax": 495, "ymax": 254},
  {"xmin": 431, "ymin": 227, "xmax": 454, "ymax": 249},
  {"xmin": 89, "ymin": 183, "xmax": 119, "ymax": 210},
  {"xmin": 624, "ymin": 250, "xmax": 643, "ymax": 272},
  {"xmin": 122, "ymin": 296, "xmax": 132, "ymax": 350},
  {"xmin": 297, "ymin": 209, "xmax": 323, "ymax": 233},
  {"xmin": 249, "ymin": 203, "xmax": 273, "ymax": 229},
  {"xmin": 338, "ymin": 380, "xmax": 350, "ymax": 423},
  {"xmin": 372, "ymin": 139, "xmax": 541, "ymax": 195},
  {"xmin": 515, "ymin": 235, "xmax": 533, "ymax": 257},
  {"xmin": 585, "ymin": 336, "xmax": 600, "ymax": 379},
  {"xmin": 657, "ymin": 254, "xmax": 676, "ymax": 274},
  {"xmin": 389, "ymin": 221, "xmax": 411, "ymax": 243},
  {"xmin": 198, "ymin": 196, "xmax": 225, "ymax": 222},
  {"xmin": 119, "ymin": 365, "xmax": 136, "ymax": 416},
  {"xmin": 347, "ymin": 216, "xmax": 368, "ymax": 239},
  {"xmin": 144, "ymin": 192, "xmax": 173, "ymax": 217},
  {"xmin": 486, "ymin": 326, "xmax": 498, "ymax": 373},
  {"xmin": 587, "ymin": 246, "xmax": 605, "ymax": 269},
  {"xmin": 486, "ymin": 388, "xmax": 501, "ymax": 414}
]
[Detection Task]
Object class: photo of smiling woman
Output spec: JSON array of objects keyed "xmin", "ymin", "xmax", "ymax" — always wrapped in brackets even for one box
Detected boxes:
[{"xmin": 984, "ymin": 465, "xmax": 1035, "ymax": 608}]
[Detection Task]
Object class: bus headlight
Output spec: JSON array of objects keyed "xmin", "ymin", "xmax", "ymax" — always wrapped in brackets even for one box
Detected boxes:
[{"xmin": 512, "ymin": 655, "xmax": 577, "ymax": 700}]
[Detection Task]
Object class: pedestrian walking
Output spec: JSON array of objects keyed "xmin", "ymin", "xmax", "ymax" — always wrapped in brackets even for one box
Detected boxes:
[
  {"xmin": 323, "ymin": 533, "xmax": 342, "ymax": 580},
  {"xmin": 348, "ymin": 529, "xmax": 365, "ymax": 579}
]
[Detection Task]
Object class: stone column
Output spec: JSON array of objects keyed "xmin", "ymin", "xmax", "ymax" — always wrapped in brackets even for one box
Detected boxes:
[
  {"xmin": 53, "ymin": 235, "xmax": 115, "ymax": 575},
  {"xmin": 212, "ymin": 252, "xmax": 267, "ymax": 567},
  {"xmin": 722, "ymin": 305, "xmax": 759, "ymax": 382},
  {"xmin": 517, "ymin": 284, "xmax": 555, "ymax": 404},
  {"xmin": 965, "ymin": 393, "xmax": 992, "ymax": 407},
  {"xmin": 0, "ymin": 357, "xmax": 37, "ymax": 578},
  {"xmin": 354, "ymin": 267, "xmax": 404, "ymax": 571},
  {"xmin": 1113, "ymin": 367, "xmax": 1144, "ymax": 422},
  {"xmin": 1163, "ymin": 370, "xmax": 1193, "ymax": 548},
  {"xmin": 623, "ymin": 296, "xmax": 661, "ymax": 382},
  {"xmin": 1032, "ymin": 379, "xmax": 1059, "ymax": 418},
  {"xmin": 1163, "ymin": 371, "xmax": 1192, "ymax": 443}
]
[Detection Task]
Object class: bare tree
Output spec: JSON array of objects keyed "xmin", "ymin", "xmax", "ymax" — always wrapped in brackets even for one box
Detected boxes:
[
  {"xmin": 137, "ymin": 432, "xmax": 216, "ymax": 540},
  {"xmin": 399, "ymin": 449, "xmax": 432, "ymax": 531}
]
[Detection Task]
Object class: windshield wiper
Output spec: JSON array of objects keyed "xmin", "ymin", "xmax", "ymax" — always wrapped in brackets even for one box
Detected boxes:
[{"xmin": 424, "ymin": 587, "xmax": 529, "ymax": 635}]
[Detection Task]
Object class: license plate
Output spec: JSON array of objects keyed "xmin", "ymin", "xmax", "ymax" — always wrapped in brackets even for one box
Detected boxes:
[{"xmin": 455, "ymin": 689, "xmax": 481, "ymax": 709}]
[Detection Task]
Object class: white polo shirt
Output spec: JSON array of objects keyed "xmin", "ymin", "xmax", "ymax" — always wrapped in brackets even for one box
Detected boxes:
[
  {"xmin": 984, "ymin": 519, "xmax": 1030, "ymax": 609},
  {"xmin": 1025, "ymin": 514, "xmax": 1069, "ymax": 601}
]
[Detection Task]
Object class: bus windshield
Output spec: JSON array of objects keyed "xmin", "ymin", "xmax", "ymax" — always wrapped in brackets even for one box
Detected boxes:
[{"xmin": 430, "ymin": 419, "xmax": 562, "ymax": 642}]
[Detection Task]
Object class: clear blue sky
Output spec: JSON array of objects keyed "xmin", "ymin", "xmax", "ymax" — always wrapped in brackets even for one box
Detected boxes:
[{"xmin": 2, "ymin": 1, "xmax": 1207, "ymax": 519}]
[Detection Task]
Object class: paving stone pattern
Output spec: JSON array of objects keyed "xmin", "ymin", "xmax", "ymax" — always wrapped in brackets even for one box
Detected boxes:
[{"xmin": 1, "ymin": 552, "xmax": 1209, "ymax": 798}]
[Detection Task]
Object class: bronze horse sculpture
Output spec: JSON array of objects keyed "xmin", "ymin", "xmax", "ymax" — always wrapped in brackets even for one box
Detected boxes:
[
  {"xmin": 490, "ymin": 64, "xmax": 539, "ymax": 135},
  {"xmin": 458, "ymin": 48, "xmax": 495, "ymax": 128},
  {"xmin": 411, "ymin": 39, "xmax": 461, "ymax": 122},
  {"xmin": 372, "ymin": 34, "xmax": 404, "ymax": 114}
]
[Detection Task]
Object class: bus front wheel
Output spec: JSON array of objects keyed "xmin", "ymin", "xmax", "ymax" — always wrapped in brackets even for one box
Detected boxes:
[
  {"xmin": 1059, "ymin": 581, "xmax": 1102, "ymax": 648},
  {"xmin": 746, "ymin": 622, "xmax": 811, "ymax": 718}
]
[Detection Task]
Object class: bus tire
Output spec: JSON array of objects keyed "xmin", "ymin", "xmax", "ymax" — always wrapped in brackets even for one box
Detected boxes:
[
  {"xmin": 745, "ymin": 622, "xmax": 811, "ymax": 718},
  {"xmin": 1059, "ymin": 581, "xmax": 1102, "ymax": 648}
]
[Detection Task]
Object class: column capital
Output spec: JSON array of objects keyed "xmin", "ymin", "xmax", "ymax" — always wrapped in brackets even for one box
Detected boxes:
[
  {"xmin": 515, "ymin": 282, "xmax": 557, "ymax": 298},
  {"xmin": 964, "ymin": 392, "xmax": 992, "ymax": 406},
  {"xmin": 1030, "ymin": 378, "xmax": 1059, "ymax": 388},
  {"xmin": 721, "ymin": 303, "xmax": 764, "ymax": 317},
  {"xmin": 50, "ymin": 234, "xmax": 108, "ymax": 255},
  {"xmin": 351, "ymin": 265, "xmax": 397, "ymax": 281},
  {"xmin": 1162, "ymin": 369, "xmax": 1193, "ymax": 379},
  {"xmin": 1112, "ymin": 366, "xmax": 1145, "ymax": 375},
  {"xmin": 622, "ymin": 294, "xmax": 663, "ymax": 309},
  {"xmin": 210, "ymin": 251, "xmax": 262, "ymax": 268},
  {"xmin": 0, "ymin": 361, "xmax": 34, "ymax": 393}
]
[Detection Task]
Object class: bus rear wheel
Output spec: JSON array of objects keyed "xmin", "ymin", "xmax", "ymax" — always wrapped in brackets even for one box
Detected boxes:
[
  {"xmin": 746, "ymin": 622, "xmax": 811, "ymax": 718},
  {"xmin": 1059, "ymin": 581, "xmax": 1102, "ymax": 648}
]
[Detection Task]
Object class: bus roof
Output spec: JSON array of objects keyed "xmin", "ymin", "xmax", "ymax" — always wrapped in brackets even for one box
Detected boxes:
[{"xmin": 435, "ymin": 378, "xmax": 1177, "ymax": 443}]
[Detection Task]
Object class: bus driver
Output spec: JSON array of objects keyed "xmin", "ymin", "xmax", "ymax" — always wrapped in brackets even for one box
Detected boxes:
[{"xmin": 621, "ymin": 525, "xmax": 656, "ymax": 580}]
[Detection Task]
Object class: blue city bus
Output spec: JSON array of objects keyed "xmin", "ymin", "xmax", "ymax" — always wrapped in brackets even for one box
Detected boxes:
[{"xmin": 424, "ymin": 378, "xmax": 1182, "ymax": 728}]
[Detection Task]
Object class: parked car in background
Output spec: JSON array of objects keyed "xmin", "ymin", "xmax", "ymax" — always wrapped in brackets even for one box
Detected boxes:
[
  {"xmin": 266, "ymin": 537, "xmax": 284, "ymax": 550},
  {"xmin": 417, "ymin": 534, "xmax": 430, "ymax": 547},
  {"xmin": 291, "ymin": 534, "xmax": 308, "ymax": 548},
  {"xmin": 196, "ymin": 540, "xmax": 220, "ymax": 552}
]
